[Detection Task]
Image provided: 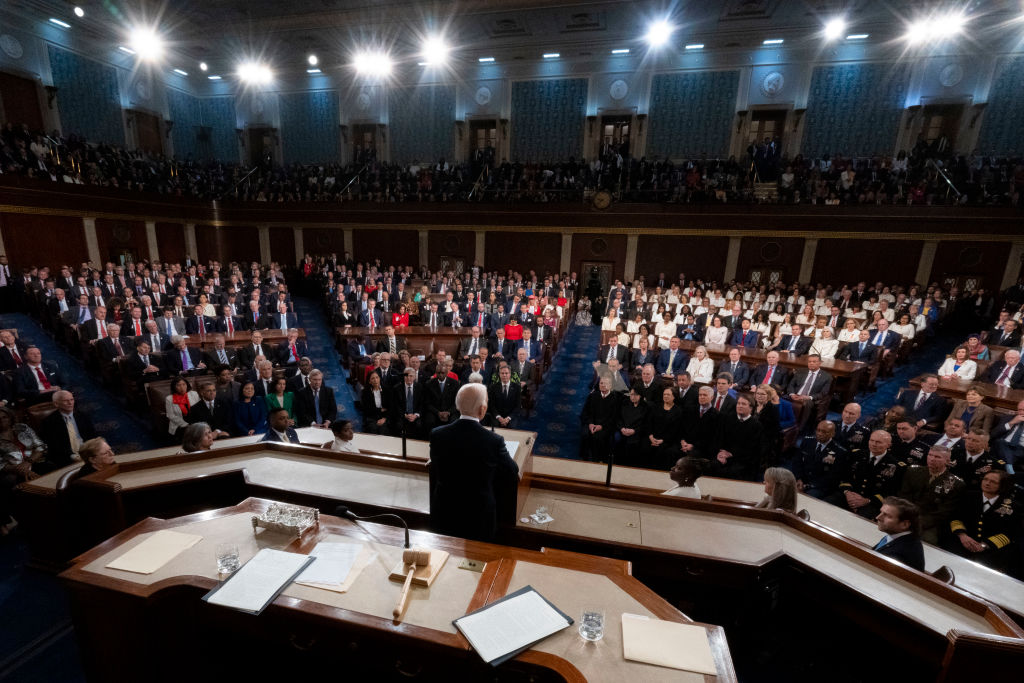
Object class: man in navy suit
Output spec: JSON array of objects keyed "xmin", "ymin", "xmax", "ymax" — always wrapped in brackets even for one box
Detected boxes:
[
  {"xmin": 272, "ymin": 303, "xmax": 299, "ymax": 331},
  {"xmin": 515, "ymin": 328, "xmax": 542, "ymax": 362},
  {"xmin": 838, "ymin": 329, "xmax": 878, "ymax": 363},
  {"xmin": 868, "ymin": 319, "xmax": 902, "ymax": 359},
  {"xmin": 276, "ymin": 329, "xmax": 309, "ymax": 367},
  {"xmin": 184, "ymin": 304, "xmax": 213, "ymax": 336},
  {"xmin": 872, "ymin": 497, "xmax": 925, "ymax": 571},
  {"xmin": 982, "ymin": 349, "xmax": 1024, "ymax": 390},
  {"xmin": 164, "ymin": 336, "xmax": 207, "ymax": 375},
  {"xmin": 895, "ymin": 374, "xmax": 947, "ymax": 430},
  {"xmin": 597, "ymin": 337, "xmax": 629, "ymax": 366},
  {"xmin": 294, "ymin": 371, "xmax": 337, "ymax": 428},
  {"xmin": 357, "ymin": 300, "xmax": 383, "ymax": 330},
  {"xmin": 489, "ymin": 328, "xmax": 514, "ymax": 361},
  {"xmin": 655, "ymin": 337, "xmax": 688, "ymax": 377},
  {"xmin": 261, "ymin": 407, "xmax": 301, "ymax": 443},
  {"xmin": 717, "ymin": 348, "xmax": 751, "ymax": 389},
  {"xmin": 245, "ymin": 301, "xmax": 270, "ymax": 330},
  {"xmin": 428, "ymin": 383, "xmax": 519, "ymax": 542},
  {"xmin": 214, "ymin": 305, "xmax": 243, "ymax": 334},
  {"xmin": 13, "ymin": 347, "xmax": 64, "ymax": 404},
  {"xmin": 748, "ymin": 350, "xmax": 791, "ymax": 393},
  {"xmin": 488, "ymin": 304, "xmax": 509, "ymax": 337},
  {"xmin": 772, "ymin": 324, "xmax": 812, "ymax": 356},
  {"xmin": 731, "ymin": 319, "xmax": 760, "ymax": 349},
  {"xmin": 486, "ymin": 365, "xmax": 522, "ymax": 428}
]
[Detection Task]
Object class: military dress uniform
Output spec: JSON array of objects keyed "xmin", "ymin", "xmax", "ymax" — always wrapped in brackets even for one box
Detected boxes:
[
  {"xmin": 838, "ymin": 451, "xmax": 907, "ymax": 518},
  {"xmin": 897, "ymin": 466, "xmax": 965, "ymax": 544},
  {"xmin": 947, "ymin": 495, "xmax": 1019, "ymax": 571},
  {"xmin": 833, "ymin": 421, "xmax": 870, "ymax": 457},
  {"xmin": 949, "ymin": 452, "xmax": 1006, "ymax": 491},
  {"xmin": 792, "ymin": 439, "xmax": 849, "ymax": 500},
  {"xmin": 891, "ymin": 437, "xmax": 930, "ymax": 466}
]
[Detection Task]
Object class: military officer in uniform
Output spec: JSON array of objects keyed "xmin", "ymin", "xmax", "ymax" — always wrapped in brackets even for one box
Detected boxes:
[
  {"xmin": 897, "ymin": 445, "xmax": 965, "ymax": 544},
  {"xmin": 891, "ymin": 419, "xmax": 930, "ymax": 466},
  {"xmin": 946, "ymin": 470, "xmax": 1018, "ymax": 572},
  {"xmin": 835, "ymin": 430, "xmax": 907, "ymax": 519},
  {"xmin": 950, "ymin": 431, "xmax": 1006, "ymax": 491},
  {"xmin": 833, "ymin": 402, "xmax": 870, "ymax": 457},
  {"xmin": 792, "ymin": 420, "xmax": 849, "ymax": 500}
]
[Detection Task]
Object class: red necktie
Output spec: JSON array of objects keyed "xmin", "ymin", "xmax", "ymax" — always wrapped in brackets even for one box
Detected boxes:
[
  {"xmin": 291, "ymin": 343, "xmax": 298, "ymax": 360},
  {"xmin": 134, "ymin": 320, "xmax": 142, "ymax": 335},
  {"xmin": 763, "ymin": 366, "xmax": 774, "ymax": 384},
  {"xmin": 10, "ymin": 348, "xmax": 21, "ymax": 366},
  {"xmin": 114, "ymin": 339, "xmax": 124, "ymax": 357},
  {"xmin": 227, "ymin": 317, "xmax": 234, "ymax": 333},
  {"xmin": 147, "ymin": 307, "xmax": 153, "ymax": 319},
  {"xmin": 35, "ymin": 366, "xmax": 51, "ymax": 390},
  {"xmin": 997, "ymin": 366, "xmax": 1011, "ymax": 385},
  {"xmin": 100, "ymin": 321, "xmax": 107, "ymax": 338},
  {"xmin": 715, "ymin": 395, "xmax": 723, "ymax": 410}
]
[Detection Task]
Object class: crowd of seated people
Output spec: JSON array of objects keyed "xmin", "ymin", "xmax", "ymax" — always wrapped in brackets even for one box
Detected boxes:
[
  {"xmin": 578, "ymin": 274, "xmax": 1024, "ymax": 577},
  {"xmin": 303, "ymin": 254, "xmax": 576, "ymax": 436},
  {"xmin": 3, "ymin": 120, "xmax": 1020, "ymax": 206}
]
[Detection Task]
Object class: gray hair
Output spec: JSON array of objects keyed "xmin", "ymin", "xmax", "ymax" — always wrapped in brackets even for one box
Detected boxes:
[
  {"xmin": 181, "ymin": 422, "xmax": 211, "ymax": 453},
  {"xmin": 455, "ymin": 382, "xmax": 487, "ymax": 414}
]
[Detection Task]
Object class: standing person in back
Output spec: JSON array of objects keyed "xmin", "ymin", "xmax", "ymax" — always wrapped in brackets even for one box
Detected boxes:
[{"xmin": 428, "ymin": 383, "xmax": 520, "ymax": 542}]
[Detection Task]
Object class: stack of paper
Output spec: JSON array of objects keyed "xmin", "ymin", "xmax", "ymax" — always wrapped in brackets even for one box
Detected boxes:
[
  {"xmin": 454, "ymin": 586, "xmax": 572, "ymax": 666},
  {"xmin": 203, "ymin": 549, "xmax": 313, "ymax": 615},
  {"xmin": 105, "ymin": 530, "xmax": 203, "ymax": 574},
  {"xmin": 294, "ymin": 541, "xmax": 367, "ymax": 592},
  {"xmin": 621, "ymin": 613, "xmax": 717, "ymax": 674}
]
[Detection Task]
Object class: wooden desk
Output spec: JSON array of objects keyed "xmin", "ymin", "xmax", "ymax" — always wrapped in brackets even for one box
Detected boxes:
[
  {"xmin": 909, "ymin": 374, "xmax": 1022, "ymax": 414},
  {"xmin": 61, "ymin": 498, "xmax": 735, "ymax": 683}
]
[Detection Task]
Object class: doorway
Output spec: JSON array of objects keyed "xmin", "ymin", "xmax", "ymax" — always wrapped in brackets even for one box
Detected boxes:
[
  {"xmin": 469, "ymin": 119, "xmax": 496, "ymax": 168},
  {"xmin": 0, "ymin": 72, "xmax": 43, "ymax": 131},
  {"xmin": 600, "ymin": 115, "xmax": 631, "ymax": 158},
  {"xmin": 247, "ymin": 127, "xmax": 275, "ymax": 166},
  {"xmin": 921, "ymin": 104, "xmax": 964, "ymax": 154},
  {"xmin": 581, "ymin": 261, "xmax": 614, "ymax": 300},
  {"xmin": 351, "ymin": 124, "xmax": 376, "ymax": 164},
  {"xmin": 131, "ymin": 110, "xmax": 162, "ymax": 155},
  {"xmin": 439, "ymin": 256, "xmax": 466, "ymax": 276}
]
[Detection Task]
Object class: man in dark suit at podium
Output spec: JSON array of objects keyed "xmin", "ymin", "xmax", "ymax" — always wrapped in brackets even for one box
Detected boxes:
[{"xmin": 428, "ymin": 383, "xmax": 520, "ymax": 542}]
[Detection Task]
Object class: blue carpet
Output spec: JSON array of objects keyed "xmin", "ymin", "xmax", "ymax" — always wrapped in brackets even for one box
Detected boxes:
[
  {"xmin": 292, "ymin": 297, "xmax": 360, "ymax": 430},
  {"xmin": 519, "ymin": 322, "xmax": 601, "ymax": 459},
  {"xmin": 0, "ymin": 313, "xmax": 157, "ymax": 453}
]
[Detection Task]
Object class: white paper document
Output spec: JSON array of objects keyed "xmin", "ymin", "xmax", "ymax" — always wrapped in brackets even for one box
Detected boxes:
[
  {"xmin": 504, "ymin": 441, "xmax": 519, "ymax": 460},
  {"xmin": 295, "ymin": 542, "xmax": 363, "ymax": 587},
  {"xmin": 205, "ymin": 549, "xmax": 312, "ymax": 614},
  {"xmin": 105, "ymin": 530, "xmax": 202, "ymax": 574},
  {"xmin": 455, "ymin": 588, "xmax": 571, "ymax": 664},
  {"xmin": 621, "ymin": 613, "xmax": 718, "ymax": 674}
]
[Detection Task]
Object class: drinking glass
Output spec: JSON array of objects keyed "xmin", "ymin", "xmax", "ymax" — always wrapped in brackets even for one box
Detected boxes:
[
  {"xmin": 215, "ymin": 543, "xmax": 240, "ymax": 574},
  {"xmin": 578, "ymin": 608, "xmax": 605, "ymax": 641}
]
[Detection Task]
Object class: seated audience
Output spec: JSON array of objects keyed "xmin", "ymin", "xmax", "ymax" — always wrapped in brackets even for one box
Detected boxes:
[
  {"xmin": 937, "ymin": 345, "xmax": 977, "ymax": 380},
  {"xmin": 329, "ymin": 419, "xmax": 359, "ymax": 453}
]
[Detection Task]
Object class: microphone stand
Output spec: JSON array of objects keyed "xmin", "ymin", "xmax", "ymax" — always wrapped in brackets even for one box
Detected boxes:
[
  {"xmin": 335, "ymin": 505, "xmax": 410, "ymax": 548},
  {"xmin": 401, "ymin": 420, "xmax": 408, "ymax": 459},
  {"xmin": 605, "ymin": 452, "xmax": 614, "ymax": 487}
]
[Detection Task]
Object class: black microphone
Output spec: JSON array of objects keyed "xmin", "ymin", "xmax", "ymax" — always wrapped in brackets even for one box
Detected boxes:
[{"xmin": 334, "ymin": 505, "xmax": 410, "ymax": 548}]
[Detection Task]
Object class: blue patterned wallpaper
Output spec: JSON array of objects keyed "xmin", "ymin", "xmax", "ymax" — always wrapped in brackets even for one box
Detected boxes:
[
  {"xmin": 165, "ymin": 87, "xmax": 202, "ymax": 159},
  {"xmin": 510, "ymin": 78, "xmax": 588, "ymax": 163},
  {"xmin": 388, "ymin": 85, "xmax": 455, "ymax": 164},
  {"xmin": 47, "ymin": 46, "xmax": 124, "ymax": 144},
  {"xmin": 647, "ymin": 71, "xmax": 739, "ymax": 160},
  {"xmin": 976, "ymin": 57, "xmax": 1024, "ymax": 156},
  {"xmin": 199, "ymin": 97, "xmax": 238, "ymax": 162},
  {"xmin": 279, "ymin": 90, "xmax": 341, "ymax": 164},
  {"xmin": 802, "ymin": 63, "xmax": 909, "ymax": 158}
]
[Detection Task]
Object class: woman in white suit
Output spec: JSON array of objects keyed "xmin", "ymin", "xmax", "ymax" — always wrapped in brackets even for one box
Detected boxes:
[
  {"xmin": 936, "ymin": 345, "xmax": 977, "ymax": 380},
  {"xmin": 703, "ymin": 316, "xmax": 730, "ymax": 345},
  {"xmin": 810, "ymin": 328, "xmax": 840, "ymax": 360},
  {"xmin": 686, "ymin": 345, "xmax": 715, "ymax": 384},
  {"xmin": 165, "ymin": 376, "xmax": 200, "ymax": 437}
]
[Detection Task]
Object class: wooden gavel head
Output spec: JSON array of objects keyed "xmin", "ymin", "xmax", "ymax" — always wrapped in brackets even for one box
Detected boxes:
[{"xmin": 403, "ymin": 549, "xmax": 431, "ymax": 567}]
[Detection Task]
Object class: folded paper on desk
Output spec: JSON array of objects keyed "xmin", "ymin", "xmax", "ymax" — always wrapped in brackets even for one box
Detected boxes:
[
  {"xmin": 203, "ymin": 549, "xmax": 313, "ymax": 615},
  {"xmin": 621, "ymin": 613, "xmax": 717, "ymax": 675},
  {"xmin": 454, "ymin": 586, "xmax": 572, "ymax": 666},
  {"xmin": 105, "ymin": 530, "xmax": 202, "ymax": 574},
  {"xmin": 295, "ymin": 541, "xmax": 363, "ymax": 588}
]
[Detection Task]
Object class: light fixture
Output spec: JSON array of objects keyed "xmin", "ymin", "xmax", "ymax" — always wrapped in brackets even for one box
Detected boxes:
[
  {"xmin": 199, "ymin": 62, "xmax": 208, "ymax": 72},
  {"xmin": 763, "ymin": 38, "xmax": 784, "ymax": 45},
  {"xmin": 173, "ymin": 68, "xmax": 188, "ymax": 76},
  {"xmin": 118, "ymin": 46, "xmax": 136, "ymax": 55},
  {"xmin": 238, "ymin": 61, "xmax": 273, "ymax": 84},
  {"xmin": 421, "ymin": 36, "xmax": 451, "ymax": 66},
  {"xmin": 823, "ymin": 18, "xmax": 846, "ymax": 41},
  {"xmin": 904, "ymin": 12, "xmax": 967, "ymax": 44},
  {"xmin": 307, "ymin": 54, "xmax": 318, "ymax": 66},
  {"xmin": 611, "ymin": 48, "xmax": 630, "ymax": 54},
  {"xmin": 645, "ymin": 19, "xmax": 673, "ymax": 48},
  {"xmin": 207, "ymin": 75, "xmax": 221, "ymax": 80},
  {"xmin": 48, "ymin": 18, "xmax": 71, "ymax": 29},
  {"xmin": 352, "ymin": 51, "xmax": 392, "ymax": 76},
  {"xmin": 129, "ymin": 27, "xmax": 165, "ymax": 62},
  {"xmin": 685, "ymin": 43, "xmax": 704, "ymax": 50},
  {"xmin": 478, "ymin": 56, "xmax": 495, "ymax": 63},
  {"xmin": 306, "ymin": 68, "xmax": 321, "ymax": 74},
  {"xmin": 543, "ymin": 52, "xmax": 560, "ymax": 59},
  {"xmin": 73, "ymin": 6, "xmax": 84, "ymax": 18},
  {"xmin": 846, "ymin": 34, "xmax": 869, "ymax": 40}
]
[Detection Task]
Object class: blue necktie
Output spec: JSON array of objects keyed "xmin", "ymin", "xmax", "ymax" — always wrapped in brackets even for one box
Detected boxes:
[
  {"xmin": 874, "ymin": 537, "xmax": 889, "ymax": 550},
  {"xmin": 181, "ymin": 350, "xmax": 191, "ymax": 370},
  {"xmin": 314, "ymin": 391, "xmax": 322, "ymax": 424}
]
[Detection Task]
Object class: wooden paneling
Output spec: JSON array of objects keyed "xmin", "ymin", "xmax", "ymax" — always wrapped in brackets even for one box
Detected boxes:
[
  {"xmin": 269, "ymin": 227, "xmax": 295, "ymax": 266},
  {"xmin": 352, "ymin": 228, "xmax": 418, "ymax": 266},
  {"xmin": 0, "ymin": 212, "xmax": 85, "ymax": 272},
  {"xmin": 812, "ymin": 239, "xmax": 924, "ymax": 286},
  {"xmin": 571, "ymin": 232, "xmax": 628, "ymax": 281},
  {"xmin": 219, "ymin": 226, "xmax": 259, "ymax": 266},
  {"xmin": 637, "ymin": 235, "xmax": 730, "ymax": 283},
  {"xmin": 735, "ymin": 237, "xmax": 805, "ymax": 283},
  {"xmin": 95, "ymin": 219, "xmax": 148, "ymax": 265},
  {"xmin": 0, "ymin": 72, "xmax": 43, "ymax": 132},
  {"xmin": 304, "ymin": 228, "xmax": 346, "ymax": 258},
  {"xmin": 194, "ymin": 225, "xmax": 220, "ymax": 265},
  {"xmin": 427, "ymin": 230, "xmax": 474, "ymax": 271},
  {"xmin": 930, "ymin": 241, "xmax": 1010, "ymax": 289},
  {"xmin": 485, "ymin": 231, "xmax": 560, "ymax": 276},
  {"xmin": 155, "ymin": 222, "xmax": 185, "ymax": 264}
]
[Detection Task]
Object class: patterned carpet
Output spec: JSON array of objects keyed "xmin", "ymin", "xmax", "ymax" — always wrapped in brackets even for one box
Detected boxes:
[
  {"xmin": 290, "ymin": 297, "xmax": 360, "ymax": 430},
  {"xmin": 519, "ymin": 321, "xmax": 601, "ymax": 459}
]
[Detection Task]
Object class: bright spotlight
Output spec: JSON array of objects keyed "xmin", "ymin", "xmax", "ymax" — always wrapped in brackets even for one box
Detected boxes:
[
  {"xmin": 645, "ymin": 19, "xmax": 673, "ymax": 48},
  {"xmin": 421, "ymin": 36, "xmax": 451, "ymax": 66},
  {"xmin": 199, "ymin": 62, "xmax": 208, "ymax": 71},
  {"xmin": 904, "ymin": 12, "xmax": 967, "ymax": 44},
  {"xmin": 238, "ymin": 61, "xmax": 272, "ymax": 85},
  {"xmin": 307, "ymin": 54, "xmax": 318, "ymax": 66},
  {"xmin": 74, "ymin": 6, "xmax": 84, "ymax": 18},
  {"xmin": 823, "ymin": 18, "xmax": 846, "ymax": 41},
  {"xmin": 129, "ymin": 27, "xmax": 165, "ymax": 62},
  {"xmin": 352, "ymin": 51, "xmax": 392, "ymax": 77}
]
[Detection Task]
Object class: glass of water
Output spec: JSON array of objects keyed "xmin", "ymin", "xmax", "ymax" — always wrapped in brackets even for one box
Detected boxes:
[
  {"xmin": 578, "ymin": 608, "xmax": 605, "ymax": 641},
  {"xmin": 215, "ymin": 543, "xmax": 240, "ymax": 574}
]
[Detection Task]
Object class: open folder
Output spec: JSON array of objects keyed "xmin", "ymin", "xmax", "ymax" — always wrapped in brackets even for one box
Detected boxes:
[
  {"xmin": 203, "ymin": 549, "xmax": 313, "ymax": 615},
  {"xmin": 453, "ymin": 586, "xmax": 572, "ymax": 666},
  {"xmin": 621, "ymin": 613, "xmax": 718, "ymax": 675}
]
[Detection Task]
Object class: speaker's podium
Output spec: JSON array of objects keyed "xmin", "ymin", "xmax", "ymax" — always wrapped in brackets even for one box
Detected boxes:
[{"xmin": 60, "ymin": 498, "xmax": 736, "ymax": 682}]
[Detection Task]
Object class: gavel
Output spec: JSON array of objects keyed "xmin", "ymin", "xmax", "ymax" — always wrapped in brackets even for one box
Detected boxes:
[{"xmin": 393, "ymin": 548, "xmax": 431, "ymax": 621}]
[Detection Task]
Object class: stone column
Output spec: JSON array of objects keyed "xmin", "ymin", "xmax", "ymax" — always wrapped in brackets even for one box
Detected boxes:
[
  {"xmin": 418, "ymin": 230, "xmax": 429, "ymax": 269},
  {"xmin": 723, "ymin": 236, "xmax": 742, "ymax": 282},
  {"xmin": 83, "ymin": 217, "xmax": 101, "ymax": 266},
  {"xmin": 915, "ymin": 241, "xmax": 938, "ymax": 286},
  {"xmin": 183, "ymin": 223, "xmax": 197, "ymax": 261},
  {"xmin": 293, "ymin": 228, "xmax": 304, "ymax": 266},
  {"xmin": 258, "ymin": 225, "xmax": 271, "ymax": 265},
  {"xmin": 798, "ymin": 238, "xmax": 818, "ymax": 283},
  {"xmin": 145, "ymin": 221, "xmax": 159, "ymax": 262},
  {"xmin": 624, "ymin": 234, "xmax": 638, "ymax": 283},
  {"xmin": 560, "ymin": 232, "xmax": 573, "ymax": 275}
]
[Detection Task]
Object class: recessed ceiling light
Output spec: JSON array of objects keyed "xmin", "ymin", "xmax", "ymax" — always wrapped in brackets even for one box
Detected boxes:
[
  {"xmin": 611, "ymin": 48, "xmax": 630, "ymax": 54},
  {"xmin": 306, "ymin": 68, "xmax": 321, "ymax": 74},
  {"xmin": 543, "ymin": 53, "xmax": 560, "ymax": 59},
  {"xmin": 685, "ymin": 43, "xmax": 704, "ymax": 50},
  {"xmin": 207, "ymin": 75, "xmax": 221, "ymax": 80},
  {"xmin": 763, "ymin": 38, "xmax": 784, "ymax": 45},
  {"xmin": 73, "ymin": 7, "xmax": 85, "ymax": 18},
  {"xmin": 478, "ymin": 56, "xmax": 495, "ymax": 63},
  {"xmin": 846, "ymin": 34, "xmax": 869, "ymax": 40},
  {"xmin": 49, "ymin": 18, "xmax": 71, "ymax": 29},
  {"xmin": 307, "ymin": 54, "xmax": 318, "ymax": 66},
  {"xmin": 118, "ymin": 46, "xmax": 136, "ymax": 55},
  {"xmin": 173, "ymin": 68, "xmax": 188, "ymax": 76},
  {"xmin": 199, "ymin": 62, "xmax": 208, "ymax": 72}
]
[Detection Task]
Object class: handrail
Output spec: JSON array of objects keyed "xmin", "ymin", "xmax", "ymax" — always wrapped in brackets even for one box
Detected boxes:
[{"xmin": 927, "ymin": 158, "xmax": 962, "ymax": 199}]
